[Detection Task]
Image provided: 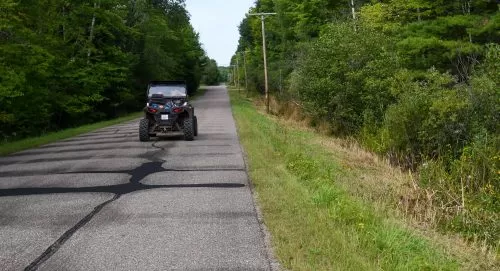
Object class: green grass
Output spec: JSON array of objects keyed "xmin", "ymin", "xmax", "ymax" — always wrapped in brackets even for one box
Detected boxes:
[
  {"xmin": 0, "ymin": 112, "xmax": 143, "ymax": 156},
  {"xmin": 229, "ymin": 90, "xmax": 461, "ymax": 270},
  {"xmin": 0, "ymin": 87, "xmax": 209, "ymax": 157}
]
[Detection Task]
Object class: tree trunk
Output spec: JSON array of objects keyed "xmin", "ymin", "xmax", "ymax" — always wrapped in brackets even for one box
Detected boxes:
[
  {"xmin": 62, "ymin": 6, "xmax": 66, "ymax": 41},
  {"xmin": 349, "ymin": 0, "xmax": 356, "ymax": 32},
  {"xmin": 87, "ymin": 1, "xmax": 100, "ymax": 59},
  {"xmin": 350, "ymin": 0, "xmax": 356, "ymax": 20}
]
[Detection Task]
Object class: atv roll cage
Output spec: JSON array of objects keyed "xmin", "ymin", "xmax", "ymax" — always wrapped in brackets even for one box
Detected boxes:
[{"xmin": 147, "ymin": 81, "xmax": 187, "ymax": 98}]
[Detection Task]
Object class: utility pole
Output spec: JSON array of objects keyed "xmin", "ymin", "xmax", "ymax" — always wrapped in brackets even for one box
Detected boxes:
[
  {"xmin": 230, "ymin": 64, "xmax": 237, "ymax": 87},
  {"xmin": 249, "ymin": 12, "xmax": 276, "ymax": 114},
  {"xmin": 234, "ymin": 65, "xmax": 237, "ymax": 87},
  {"xmin": 243, "ymin": 51, "xmax": 249, "ymax": 97},
  {"xmin": 236, "ymin": 54, "xmax": 240, "ymax": 93}
]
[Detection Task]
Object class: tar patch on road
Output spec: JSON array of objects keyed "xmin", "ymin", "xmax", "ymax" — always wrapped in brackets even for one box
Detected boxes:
[{"xmin": 0, "ymin": 139, "xmax": 245, "ymax": 271}]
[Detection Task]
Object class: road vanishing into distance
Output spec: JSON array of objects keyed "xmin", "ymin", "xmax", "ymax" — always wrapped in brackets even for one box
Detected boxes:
[{"xmin": 0, "ymin": 86, "xmax": 272, "ymax": 270}]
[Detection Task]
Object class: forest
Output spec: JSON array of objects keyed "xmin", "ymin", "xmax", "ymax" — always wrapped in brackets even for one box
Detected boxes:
[
  {"xmin": 0, "ymin": 0, "xmax": 220, "ymax": 140},
  {"xmin": 231, "ymin": 0, "xmax": 499, "ymax": 247}
]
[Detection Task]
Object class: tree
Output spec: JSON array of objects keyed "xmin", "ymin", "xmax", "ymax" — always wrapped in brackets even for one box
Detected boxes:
[
  {"xmin": 0, "ymin": 0, "xmax": 207, "ymax": 138},
  {"xmin": 202, "ymin": 58, "xmax": 220, "ymax": 86},
  {"xmin": 232, "ymin": 0, "xmax": 500, "ymax": 245}
]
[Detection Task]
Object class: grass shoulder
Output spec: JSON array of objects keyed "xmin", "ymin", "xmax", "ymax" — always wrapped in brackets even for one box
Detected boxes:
[
  {"xmin": 0, "ymin": 87, "xmax": 208, "ymax": 157},
  {"xmin": 0, "ymin": 112, "xmax": 143, "ymax": 156},
  {"xmin": 229, "ymin": 89, "xmax": 498, "ymax": 270}
]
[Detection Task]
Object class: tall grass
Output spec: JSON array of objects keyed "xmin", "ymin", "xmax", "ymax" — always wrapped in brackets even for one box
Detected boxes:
[
  {"xmin": 229, "ymin": 90, "xmax": 479, "ymax": 270},
  {"xmin": 264, "ymin": 89, "xmax": 500, "ymax": 253}
]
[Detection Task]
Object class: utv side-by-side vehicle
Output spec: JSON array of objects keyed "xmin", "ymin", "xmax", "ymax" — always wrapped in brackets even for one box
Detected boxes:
[{"xmin": 139, "ymin": 81, "xmax": 198, "ymax": 142}]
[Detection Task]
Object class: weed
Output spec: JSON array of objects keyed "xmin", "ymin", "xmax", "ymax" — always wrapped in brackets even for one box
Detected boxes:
[{"xmin": 229, "ymin": 89, "xmax": 475, "ymax": 270}]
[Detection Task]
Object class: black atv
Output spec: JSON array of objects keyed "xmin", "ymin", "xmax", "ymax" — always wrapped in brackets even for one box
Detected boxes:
[{"xmin": 139, "ymin": 81, "xmax": 198, "ymax": 142}]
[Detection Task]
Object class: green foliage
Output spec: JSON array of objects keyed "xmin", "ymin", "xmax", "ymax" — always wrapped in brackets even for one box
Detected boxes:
[
  {"xmin": 230, "ymin": 89, "xmax": 462, "ymax": 270},
  {"xmin": 381, "ymin": 69, "xmax": 469, "ymax": 160},
  {"xmin": 201, "ymin": 58, "xmax": 220, "ymax": 85},
  {"xmin": 234, "ymin": 0, "xmax": 500, "ymax": 247},
  {"xmin": 0, "ymin": 0, "xmax": 206, "ymax": 139},
  {"xmin": 217, "ymin": 66, "xmax": 230, "ymax": 83},
  {"xmin": 418, "ymin": 131, "xmax": 499, "ymax": 245},
  {"xmin": 290, "ymin": 22, "xmax": 398, "ymax": 134}
]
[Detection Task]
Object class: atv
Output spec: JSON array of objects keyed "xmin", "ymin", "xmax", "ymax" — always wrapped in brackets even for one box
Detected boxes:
[{"xmin": 139, "ymin": 81, "xmax": 198, "ymax": 142}]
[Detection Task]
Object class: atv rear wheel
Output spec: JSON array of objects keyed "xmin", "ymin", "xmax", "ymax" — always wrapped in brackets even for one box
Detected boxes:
[
  {"xmin": 183, "ymin": 117, "xmax": 195, "ymax": 141},
  {"xmin": 139, "ymin": 118, "xmax": 150, "ymax": 142},
  {"xmin": 193, "ymin": 116, "xmax": 198, "ymax": 136}
]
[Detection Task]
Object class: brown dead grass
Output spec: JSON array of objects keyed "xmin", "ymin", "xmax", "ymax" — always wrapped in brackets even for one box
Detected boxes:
[{"xmin": 253, "ymin": 95, "xmax": 499, "ymax": 268}]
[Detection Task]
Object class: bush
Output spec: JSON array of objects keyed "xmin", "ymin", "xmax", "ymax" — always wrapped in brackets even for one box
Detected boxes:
[
  {"xmin": 384, "ymin": 47, "xmax": 500, "ymax": 246},
  {"xmin": 418, "ymin": 131, "xmax": 499, "ymax": 246},
  {"xmin": 286, "ymin": 11, "xmax": 499, "ymax": 247},
  {"xmin": 289, "ymin": 22, "xmax": 398, "ymax": 135}
]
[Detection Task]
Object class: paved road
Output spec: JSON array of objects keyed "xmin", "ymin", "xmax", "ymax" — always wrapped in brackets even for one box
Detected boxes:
[{"xmin": 0, "ymin": 86, "xmax": 271, "ymax": 270}]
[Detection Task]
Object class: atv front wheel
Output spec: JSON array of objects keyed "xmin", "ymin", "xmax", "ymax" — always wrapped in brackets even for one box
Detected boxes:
[
  {"xmin": 183, "ymin": 117, "xmax": 195, "ymax": 141},
  {"xmin": 193, "ymin": 116, "xmax": 198, "ymax": 136},
  {"xmin": 139, "ymin": 118, "xmax": 150, "ymax": 142}
]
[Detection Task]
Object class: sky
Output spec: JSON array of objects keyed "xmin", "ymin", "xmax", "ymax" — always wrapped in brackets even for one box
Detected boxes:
[{"xmin": 185, "ymin": 0, "xmax": 255, "ymax": 66}]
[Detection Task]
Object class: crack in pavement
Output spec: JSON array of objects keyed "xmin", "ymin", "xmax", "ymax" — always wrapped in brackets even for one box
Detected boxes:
[
  {"xmin": 24, "ymin": 195, "xmax": 119, "ymax": 271},
  {"xmin": 11, "ymin": 139, "xmax": 245, "ymax": 271}
]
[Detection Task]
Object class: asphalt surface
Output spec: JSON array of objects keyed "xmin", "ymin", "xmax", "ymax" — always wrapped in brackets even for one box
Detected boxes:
[{"xmin": 0, "ymin": 86, "xmax": 271, "ymax": 271}]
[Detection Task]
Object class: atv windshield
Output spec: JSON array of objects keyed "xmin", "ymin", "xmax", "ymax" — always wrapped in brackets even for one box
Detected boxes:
[{"xmin": 148, "ymin": 85, "xmax": 187, "ymax": 98}]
